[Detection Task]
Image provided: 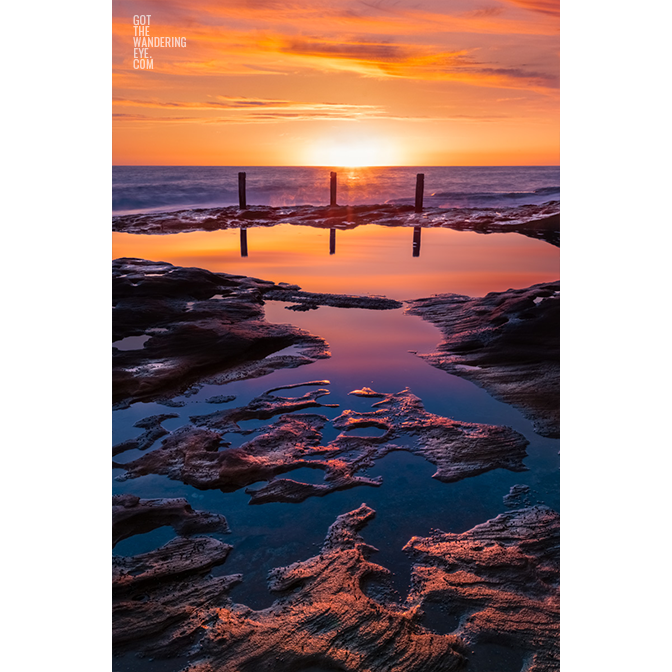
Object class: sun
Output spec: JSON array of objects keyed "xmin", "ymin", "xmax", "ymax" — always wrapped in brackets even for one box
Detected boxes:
[{"xmin": 305, "ymin": 136, "xmax": 399, "ymax": 167}]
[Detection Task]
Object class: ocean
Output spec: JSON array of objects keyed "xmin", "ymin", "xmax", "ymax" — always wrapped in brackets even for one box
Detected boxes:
[{"xmin": 112, "ymin": 165, "xmax": 559, "ymax": 215}]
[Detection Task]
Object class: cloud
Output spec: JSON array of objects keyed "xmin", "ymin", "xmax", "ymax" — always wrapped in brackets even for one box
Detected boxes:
[
  {"xmin": 504, "ymin": 0, "xmax": 560, "ymax": 16},
  {"xmin": 112, "ymin": 96, "xmax": 400, "ymax": 122},
  {"xmin": 112, "ymin": 97, "xmax": 518, "ymax": 125},
  {"xmin": 112, "ymin": 1, "xmax": 558, "ymax": 94},
  {"xmin": 114, "ymin": 95, "xmax": 385, "ymax": 112}
]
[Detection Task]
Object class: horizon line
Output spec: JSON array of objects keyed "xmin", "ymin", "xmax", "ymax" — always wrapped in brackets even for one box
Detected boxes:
[{"xmin": 112, "ymin": 164, "xmax": 560, "ymax": 168}]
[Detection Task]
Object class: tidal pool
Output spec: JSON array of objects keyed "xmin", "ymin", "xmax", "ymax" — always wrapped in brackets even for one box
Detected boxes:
[{"xmin": 112, "ymin": 223, "xmax": 559, "ymax": 670}]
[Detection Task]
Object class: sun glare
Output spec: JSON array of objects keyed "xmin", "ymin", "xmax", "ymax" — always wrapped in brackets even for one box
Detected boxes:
[{"xmin": 306, "ymin": 137, "xmax": 399, "ymax": 167}]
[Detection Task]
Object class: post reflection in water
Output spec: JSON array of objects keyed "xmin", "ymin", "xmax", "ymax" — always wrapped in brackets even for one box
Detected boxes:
[
  {"xmin": 112, "ymin": 224, "xmax": 559, "ymax": 300},
  {"xmin": 329, "ymin": 228, "xmax": 336, "ymax": 255},
  {"xmin": 240, "ymin": 227, "xmax": 248, "ymax": 257},
  {"xmin": 412, "ymin": 226, "xmax": 422, "ymax": 257}
]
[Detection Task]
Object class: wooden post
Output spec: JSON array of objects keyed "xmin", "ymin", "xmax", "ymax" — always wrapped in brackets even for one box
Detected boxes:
[
  {"xmin": 412, "ymin": 226, "xmax": 421, "ymax": 257},
  {"xmin": 415, "ymin": 173, "xmax": 424, "ymax": 213},
  {"xmin": 330, "ymin": 172, "xmax": 337, "ymax": 207},
  {"xmin": 240, "ymin": 228, "xmax": 248, "ymax": 257},
  {"xmin": 238, "ymin": 172, "xmax": 247, "ymax": 209},
  {"xmin": 329, "ymin": 228, "xmax": 336, "ymax": 255}
]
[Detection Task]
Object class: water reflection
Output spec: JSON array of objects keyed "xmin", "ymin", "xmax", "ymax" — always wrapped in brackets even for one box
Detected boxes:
[
  {"xmin": 113, "ymin": 224, "xmax": 559, "ymax": 300},
  {"xmin": 240, "ymin": 227, "xmax": 248, "ymax": 257},
  {"xmin": 412, "ymin": 226, "xmax": 422, "ymax": 257}
]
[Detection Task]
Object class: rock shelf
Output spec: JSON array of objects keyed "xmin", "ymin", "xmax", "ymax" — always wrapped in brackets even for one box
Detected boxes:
[
  {"xmin": 113, "ymin": 504, "xmax": 558, "ymax": 671},
  {"xmin": 406, "ymin": 282, "xmax": 560, "ymax": 438},
  {"xmin": 113, "ymin": 259, "xmax": 404, "ymax": 409}
]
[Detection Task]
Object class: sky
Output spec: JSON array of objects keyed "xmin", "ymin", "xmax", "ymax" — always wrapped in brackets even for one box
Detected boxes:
[{"xmin": 112, "ymin": 0, "xmax": 559, "ymax": 166}]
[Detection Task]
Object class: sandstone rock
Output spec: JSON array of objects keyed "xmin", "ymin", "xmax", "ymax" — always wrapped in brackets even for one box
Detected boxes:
[
  {"xmin": 116, "ymin": 385, "xmax": 528, "ymax": 503},
  {"xmin": 333, "ymin": 387, "xmax": 529, "ymax": 483},
  {"xmin": 182, "ymin": 505, "xmax": 468, "ymax": 672},
  {"xmin": 404, "ymin": 505, "xmax": 559, "ymax": 672},
  {"xmin": 113, "ymin": 503, "xmax": 558, "ymax": 671}
]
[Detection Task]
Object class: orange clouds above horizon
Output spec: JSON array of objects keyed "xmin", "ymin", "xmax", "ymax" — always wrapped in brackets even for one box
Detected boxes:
[{"xmin": 112, "ymin": 0, "xmax": 559, "ymax": 166}]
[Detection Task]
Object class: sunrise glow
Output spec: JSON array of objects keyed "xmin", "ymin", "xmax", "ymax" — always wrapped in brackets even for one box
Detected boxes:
[
  {"xmin": 112, "ymin": 0, "xmax": 559, "ymax": 166},
  {"xmin": 305, "ymin": 137, "xmax": 401, "ymax": 167}
]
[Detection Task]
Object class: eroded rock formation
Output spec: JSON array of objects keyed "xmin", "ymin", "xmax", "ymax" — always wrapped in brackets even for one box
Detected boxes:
[
  {"xmin": 115, "ymin": 384, "xmax": 528, "ymax": 503},
  {"xmin": 113, "ymin": 504, "xmax": 558, "ymax": 671},
  {"xmin": 113, "ymin": 413, "xmax": 178, "ymax": 457},
  {"xmin": 115, "ymin": 504, "xmax": 469, "ymax": 671},
  {"xmin": 404, "ymin": 505, "xmax": 560, "ymax": 672},
  {"xmin": 113, "ymin": 536, "xmax": 241, "ymax": 653},
  {"xmin": 406, "ymin": 282, "xmax": 560, "ymax": 438},
  {"xmin": 113, "ymin": 259, "xmax": 403, "ymax": 410},
  {"xmin": 112, "ymin": 495, "xmax": 230, "ymax": 547},
  {"xmin": 113, "ymin": 494, "xmax": 240, "ymax": 655},
  {"xmin": 333, "ymin": 387, "xmax": 529, "ymax": 483}
]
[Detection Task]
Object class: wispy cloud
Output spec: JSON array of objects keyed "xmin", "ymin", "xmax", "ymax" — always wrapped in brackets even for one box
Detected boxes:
[
  {"xmin": 504, "ymin": 0, "xmax": 560, "ymax": 17},
  {"xmin": 113, "ymin": 96, "xmax": 389, "ymax": 120},
  {"xmin": 112, "ymin": 95, "xmax": 521, "ymax": 124}
]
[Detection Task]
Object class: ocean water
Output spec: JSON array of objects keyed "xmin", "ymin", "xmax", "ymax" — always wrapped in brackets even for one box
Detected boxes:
[{"xmin": 112, "ymin": 165, "xmax": 559, "ymax": 215}]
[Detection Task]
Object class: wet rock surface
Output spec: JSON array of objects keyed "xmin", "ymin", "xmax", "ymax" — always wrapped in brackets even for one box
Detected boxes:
[
  {"xmin": 112, "ymin": 504, "xmax": 558, "ymax": 671},
  {"xmin": 406, "ymin": 282, "xmax": 560, "ymax": 438},
  {"xmin": 112, "ymin": 495, "xmax": 230, "ymax": 547},
  {"xmin": 113, "ymin": 538, "xmax": 241, "ymax": 653},
  {"xmin": 263, "ymin": 287, "xmax": 401, "ymax": 311},
  {"xmin": 112, "ymin": 202, "xmax": 559, "ymax": 246},
  {"xmin": 446, "ymin": 212, "xmax": 559, "ymax": 247},
  {"xmin": 112, "ymin": 494, "xmax": 241, "ymax": 655},
  {"xmin": 503, "ymin": 484, "xmax": 533, "ymax": 509},
  {"xmin": 334, "ymin": 387, "xmax": 529, "ymax": 484},
  {"xmin": 115, "ymin": 384, "xmax": 528, "ymax": 503},
  {"xmin": 404, "ymin": 505, "xmax": 560, "ymax": 672},
  {"xmin": 113, "ymin": 259, "xmax": 401, "ymax": 409},
  {"xmin": 113, "ymin": 414, "xmax": 178, "ymax": 457},
  {"xmin": 115, "ymin": 505, "xmax": 468, "ymax": 672}
]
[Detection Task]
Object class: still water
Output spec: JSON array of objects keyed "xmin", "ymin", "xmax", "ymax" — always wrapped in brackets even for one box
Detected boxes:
[
  {"xmin": 112, "ymin": 224, "xmax": 558, "ymax": 299},
  {"xmin": 112, "ymin": 223, "xmax": 559, "ymax": 634}
]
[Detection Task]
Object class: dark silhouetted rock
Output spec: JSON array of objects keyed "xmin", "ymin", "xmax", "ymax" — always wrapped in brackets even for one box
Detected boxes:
[
  {"xmin": 407, "ymin": 282, "xmax": 559, "ymax": 437},
  {"xmin": 112, "ymin": 495, "xmax": 230, "ymax": 547},
  {"xmin": 112, "ymin": 413, "xmax": 178, "ymax": 456},
  {"xmin": 113, "ymin": 259, "xmax": 405, "ymax": 408}
]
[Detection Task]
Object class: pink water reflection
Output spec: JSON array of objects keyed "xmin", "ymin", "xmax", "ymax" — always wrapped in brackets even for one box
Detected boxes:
[{"xmin": 112, "ymin": 225, "xmax": 558, "ymax": 299}]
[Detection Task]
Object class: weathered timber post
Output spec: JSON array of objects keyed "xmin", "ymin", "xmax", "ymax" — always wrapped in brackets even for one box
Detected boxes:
[
  {"xmin": 240, "ymin": 228, "xmax": 248, "ymax": 257},
  {"xmin": 415, "ymin": 173, "xmax": 424, "ymax": 213},
  {"xmin": 412, "ymin": 226, "xmax": 421, "ymax": 257},
  {"xmin": 238, "ymin": 172, "xmax": 247, "ymax": 209},
  {"xmin": 330, "ymin": 171, "xmax": 337, "ymax": 207},
  {"xmin": 329, "ymin": 228, "xmax": 336, "ymax": 255}
]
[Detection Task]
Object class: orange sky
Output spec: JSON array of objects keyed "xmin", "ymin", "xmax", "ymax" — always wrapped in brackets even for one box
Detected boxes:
[{"xmin": 112, "ymin": 0, "xmax": 559, "ymax": 166}]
